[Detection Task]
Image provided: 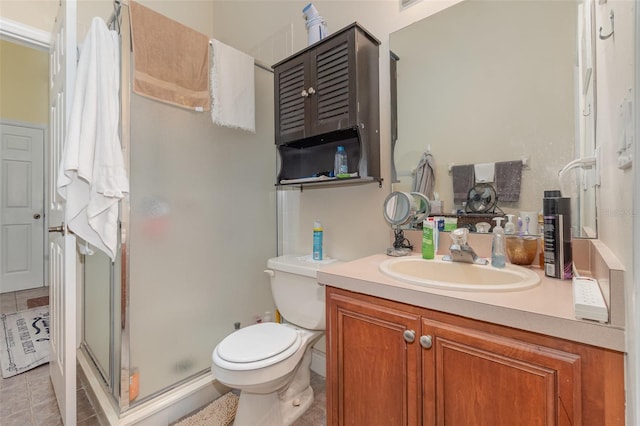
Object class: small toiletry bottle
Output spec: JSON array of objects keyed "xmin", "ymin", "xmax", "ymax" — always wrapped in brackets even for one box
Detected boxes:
[
  {"xmin": 334, "ymin": 146, "xmax": 348, "ymax": 178},
  {"xmin": 313, "ymin": 220, "xmax": 323, "ymax": 260},
  {"xmin": 504, "ymin": 214, "xmax": 516, "ymax": 235},
  {"xmin": 491, "ymin": 217, "xmax": 506, "ymax": 268},
  {"xmin": 422, "ymin": 219, "xmax": 435, "ymax": 259}
]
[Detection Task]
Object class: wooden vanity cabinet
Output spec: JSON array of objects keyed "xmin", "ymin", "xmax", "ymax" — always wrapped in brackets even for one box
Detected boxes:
[{"xmin": 326, "ymin": 287, "xmax": 625, "ymax": 426}]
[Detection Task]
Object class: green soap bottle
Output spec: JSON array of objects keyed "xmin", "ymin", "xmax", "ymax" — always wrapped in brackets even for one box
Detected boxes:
[{"xmin": 422, "ymin": 220, "xmax": 434, "ymax": 259}]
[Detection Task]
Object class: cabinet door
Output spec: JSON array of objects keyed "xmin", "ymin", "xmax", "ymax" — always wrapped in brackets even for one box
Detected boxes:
[
  {"xmin": 309, "ymin": 30, "xmax": 357, "ymax": 136},
  {"xmin": 422, "ymin": 319, "xmax": 581, "ymax": 426},
  {"xmin": 327, "ymin": 290, "xmax": 422, "ymax": 426},
  {"xmin": 274, "ymin": 54, "xmax": 310, "ymax": 144}
]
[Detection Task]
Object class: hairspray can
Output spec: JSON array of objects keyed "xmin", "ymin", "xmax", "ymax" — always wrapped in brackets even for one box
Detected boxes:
[{"xmin": 543, "ymin": 191, "xmax": 572, "ymax": 279}]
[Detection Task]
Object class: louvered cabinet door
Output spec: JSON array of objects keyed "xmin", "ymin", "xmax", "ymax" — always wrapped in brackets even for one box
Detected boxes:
[
  {"xmin": 309, "ymin": 31, "xmax": 357, "ymax": 137},
  {"xmin": 274, "ymin": 54, "xmax": 310, "ymax": 145}
]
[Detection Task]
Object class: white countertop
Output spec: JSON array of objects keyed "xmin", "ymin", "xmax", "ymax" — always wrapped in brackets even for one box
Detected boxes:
[{"xmin": 317, "ymin": 253, "xmax": 625, "ymax": 352}]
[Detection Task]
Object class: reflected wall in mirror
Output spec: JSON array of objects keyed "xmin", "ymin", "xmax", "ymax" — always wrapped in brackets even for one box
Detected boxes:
[{"xmin": 390, "ymin": 0, "xmax": 597, "ymax": 238}]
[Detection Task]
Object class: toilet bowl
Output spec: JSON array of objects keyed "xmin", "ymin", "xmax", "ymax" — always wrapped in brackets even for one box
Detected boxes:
[{"xmin": 211, "ymin": 255, "xmax": 338, "ymax": 425}]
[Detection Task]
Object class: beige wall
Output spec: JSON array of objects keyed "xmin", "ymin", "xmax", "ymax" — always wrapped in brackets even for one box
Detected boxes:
[
  {"xmin": 0, "ymin": 40, "xmax": 49, "ymax": 125},
  {"xmin": 0, "ymin": 1, "xmax": 58, "ymax": 32},
  {"xmin": 75, "ymin": 0, "xmax": 214, "ymax": 41}
]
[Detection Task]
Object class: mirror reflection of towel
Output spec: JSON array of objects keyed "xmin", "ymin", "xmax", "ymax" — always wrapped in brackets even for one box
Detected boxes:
[
  {"xmin": 474, "ymin": 162, "xmax": 495, "ymax": 183},
  {"xmin": 412, "ymin": 152, "xmax": 435, "ymax": 199},
  {"xmin": 451, "ymin": 164, "xmax": 474, "ymax": 204},
  {"xmin": 495, "ymin": 160, "xmax": 523, "ymax": 202}
]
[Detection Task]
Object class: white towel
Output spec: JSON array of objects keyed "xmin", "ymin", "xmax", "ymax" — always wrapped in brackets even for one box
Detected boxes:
[
  {"xmin": 210, "ymin": 39, "xmax": 255, "ymax": 133},
  {"xmin": 474, "ymin": 162, "xmax": 495, "ymax": 183},
  {"xmin": 57, "ymin": 17, "xmax": 128, "ymax": 261}
]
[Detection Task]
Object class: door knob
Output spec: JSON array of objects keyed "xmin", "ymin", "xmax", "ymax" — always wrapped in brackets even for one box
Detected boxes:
[
  {"xmin": 301, "ymin": 89, "xmax": 309, "ymax": 97},
  {"xmin": 403, "ymin": 329, "xmax": 416, "ymax": 343},
  {"xmin": 33, "ymin": 213, "xmax": 41, "ymax": 220},
  {"xmin": 307, "ymin": 87, "xmax": 316, "ymax": 95},
  {"xmin": 48, "ymin": 224, "xmax": 65, "ymax": 234},
  {"xmin": 420, "ymin": 335, "xmax": 433, "ymax": 349}
]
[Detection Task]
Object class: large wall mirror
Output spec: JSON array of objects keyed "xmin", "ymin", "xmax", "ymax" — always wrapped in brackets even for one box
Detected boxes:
[{"xmin": 390, "ymin": 0, "xmax": 597, "ymax": 238}]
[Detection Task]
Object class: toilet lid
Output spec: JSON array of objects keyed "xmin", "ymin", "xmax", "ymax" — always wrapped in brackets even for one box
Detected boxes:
[{"xmin": 216, "ymin": 323, "xmax": 300, "ymax": 364}]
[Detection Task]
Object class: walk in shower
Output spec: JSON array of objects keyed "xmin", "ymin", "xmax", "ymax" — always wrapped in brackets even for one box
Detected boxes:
[{"xmin": 80, "ymin": 1, "xmax": 277, "ymax": 415}]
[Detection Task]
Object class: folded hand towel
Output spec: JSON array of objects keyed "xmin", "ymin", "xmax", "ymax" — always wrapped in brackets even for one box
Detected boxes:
[
  {"xmin": 474, "ymin": 162, "xmax": 495, "ymax": 183},
  {"xmin": 495, "ymin": 160, "xmax": 523, "ymax": 202},
  {"xmin": 130, "ymin": 1, "xmax": 210, "ymax": 111},
  {"xmin": 57, "ymin": 17, "xmax": 128, "ymax": 261},
  {"xmin": 451, "ymin": 164, "xmax": 475, "ymax": 204},
  {"xmin": 210, "ymin": 39, "xmax": 256, "ymax": 133}
]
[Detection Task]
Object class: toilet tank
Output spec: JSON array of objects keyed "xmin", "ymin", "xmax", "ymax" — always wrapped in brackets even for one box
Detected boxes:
[{"xmin": 266, "ymin": 255, "xmax": 339, "ymax": 330}]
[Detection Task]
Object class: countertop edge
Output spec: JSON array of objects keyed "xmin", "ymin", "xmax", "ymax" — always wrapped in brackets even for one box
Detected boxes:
[{"xmin": 318, "ymin": 256, "xmax": 625, "ymax": 352}]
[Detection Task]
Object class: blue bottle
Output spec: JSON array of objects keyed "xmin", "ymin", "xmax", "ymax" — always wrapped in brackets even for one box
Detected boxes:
[
  {"xmin": 313, "ymin": 220, "xmax": 323, "ymax": 260},
  {"xmin": 334, "ymin": 146, "xmax": 348, "ymax": 178}
]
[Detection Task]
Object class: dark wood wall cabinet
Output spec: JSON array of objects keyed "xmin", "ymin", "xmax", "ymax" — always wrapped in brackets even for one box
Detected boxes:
[
  {"xmin": 272, "ymin": 23, "xmax": 381, "ymax": 188},
  {"xmin": 326, "ymin": 286, "xmax": 625, "ymax": 426}
]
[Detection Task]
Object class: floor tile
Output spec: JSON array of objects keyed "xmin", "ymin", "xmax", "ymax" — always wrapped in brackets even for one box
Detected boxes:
[
  {"xmin": 32, "ymin": 398, "xmax": 63, "ymax": 426},
  {"xmin": 77, "ymin": 387, "xmax": 98, "ymax": 422},
  {"xmin": 28, "ymin": 377, "xmax": 56, "ymax": 405},
  {"xmin": 0, "ymin": 293, "xmax": 17, "ymax": 314},
  {"xmin": 0, "ymin": 408, "xmax": 34, "ymax": 426},
  {"xmin": 0, "ymin": 387, "xmax": 31, "ymax": 417},
  {"xmin": 0, "ymin": 371, "xmax": 27, "ymax": 391},
  {"xmin": 77, "ymin": 415, "xmax": 103, "ymax": 426},
  {"xmin": 15, "ymin": 288, "xmax": 49, "ymax": 310}
]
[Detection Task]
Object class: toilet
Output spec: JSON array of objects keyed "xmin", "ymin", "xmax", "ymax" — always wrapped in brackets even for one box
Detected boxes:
[{"xmin": 211, "ymin": 255, "xmax": 338, "ymax": 426}]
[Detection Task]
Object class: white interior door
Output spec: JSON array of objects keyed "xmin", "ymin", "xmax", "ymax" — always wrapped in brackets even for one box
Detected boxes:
[
  {"xmin": 49, "ymin": 1, "xmax": 77, "ymax": 425},
  {"xmin": 0, "ymin": 123, "xmax": 45, "ymax": 293}
]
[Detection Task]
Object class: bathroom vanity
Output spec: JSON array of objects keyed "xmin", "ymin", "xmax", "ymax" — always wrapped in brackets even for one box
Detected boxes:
[{"xmin": 319, "ymin": 244, "xmax": 625, "ymax": 425}]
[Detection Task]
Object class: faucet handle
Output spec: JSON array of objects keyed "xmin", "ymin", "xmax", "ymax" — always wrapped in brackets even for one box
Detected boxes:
[{"xmin": 451, "ymin": 228, "xmax": 469, "ymax": 245}]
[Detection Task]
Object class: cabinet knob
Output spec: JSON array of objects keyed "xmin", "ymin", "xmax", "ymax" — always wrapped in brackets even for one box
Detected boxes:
[
  {"xmin": 301, "ymin": 90, "xmax": 309, "ymax": 98},
  {"xmin": 403, "ymin": 329, "xmax": 416, "ymax": 343},
  {"xmin": 307, "ymin": 87, "xmax": 316, "ymax": 95},
  {"xmin": 420, "ymin": 335, "xmax": 433, "ymax": 349}
]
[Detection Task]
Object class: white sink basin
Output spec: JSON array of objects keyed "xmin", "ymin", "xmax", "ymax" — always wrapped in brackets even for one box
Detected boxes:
[{"xmin": 379, "ymin": 256, "xmax": 540, "ymax": 292}]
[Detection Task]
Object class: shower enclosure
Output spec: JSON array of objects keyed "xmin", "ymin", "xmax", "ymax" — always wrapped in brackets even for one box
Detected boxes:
[{"xmin": 80, "ymin": 2, "xmax": 277, "ymax": 413}]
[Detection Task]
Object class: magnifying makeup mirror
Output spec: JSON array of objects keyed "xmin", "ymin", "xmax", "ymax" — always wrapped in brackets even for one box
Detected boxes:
[{"xmin": 383, "ymin": 191, "xmax": 430, "ymax": 256}]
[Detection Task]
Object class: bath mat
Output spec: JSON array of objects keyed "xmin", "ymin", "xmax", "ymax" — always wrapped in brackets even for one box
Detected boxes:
[
  {"xmin": 0, "ymin": 306, "xmax": 50, "ymax": 378},
  {"xmin": 173, "ymin": 391, "xmax": 238, "ymax": 426},
  {"xmin": 27, "ymin": 296, "xmax": 49, "ymax": 309}
]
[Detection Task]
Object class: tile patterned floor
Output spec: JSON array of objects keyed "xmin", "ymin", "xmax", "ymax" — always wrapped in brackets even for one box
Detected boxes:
[{"xmin": 0, "ymin": 287, "xmax": 101, "ymax": 426}]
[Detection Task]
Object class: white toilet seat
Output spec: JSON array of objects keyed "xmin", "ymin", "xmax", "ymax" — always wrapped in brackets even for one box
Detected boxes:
[{"xmin": 213, "ymin": 323, "xmax": 302, "ymax": 371}]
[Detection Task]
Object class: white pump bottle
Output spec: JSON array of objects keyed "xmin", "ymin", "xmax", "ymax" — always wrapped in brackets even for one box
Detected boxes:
[{"xmin": 491, "ymin": 217, "xmax": 506, "ymax": 268}]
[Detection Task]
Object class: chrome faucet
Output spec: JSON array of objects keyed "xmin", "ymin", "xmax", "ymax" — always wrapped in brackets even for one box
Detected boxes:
[{"xmin": 444, "ymin": 228, "xmax": 488, "ymax": 265}]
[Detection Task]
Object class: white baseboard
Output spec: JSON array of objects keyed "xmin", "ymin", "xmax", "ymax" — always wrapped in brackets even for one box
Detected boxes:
[{"xmin": 310, "ymin": 348, "xmax": 326, "ymax": 378}]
